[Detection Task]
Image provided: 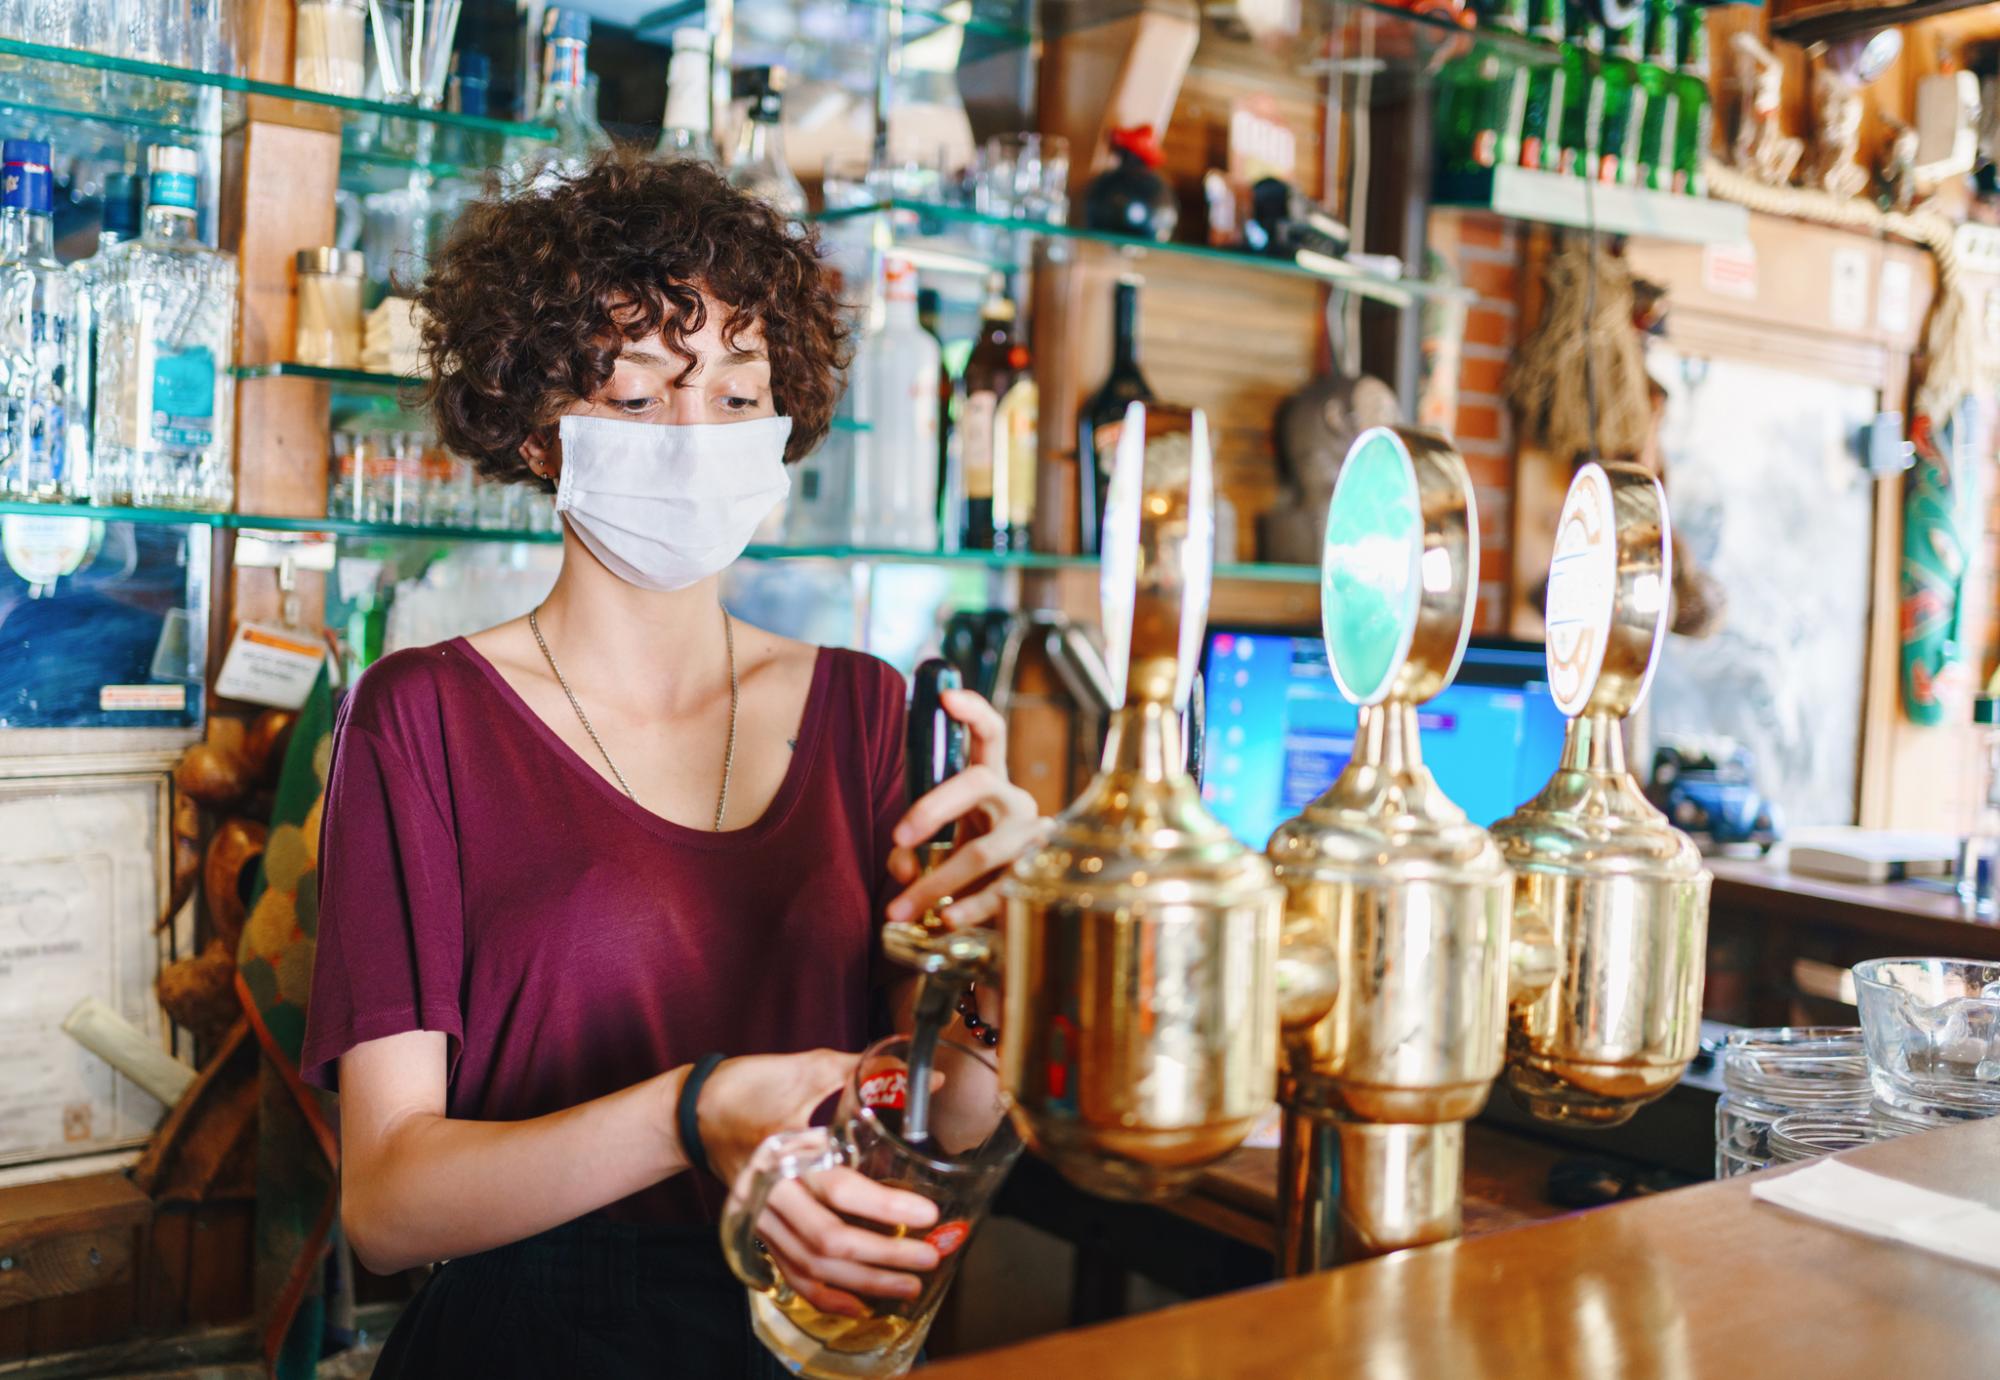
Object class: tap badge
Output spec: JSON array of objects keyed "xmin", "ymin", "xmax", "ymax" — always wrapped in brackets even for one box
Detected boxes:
[{"xmin": 1544, "ymin": 464, "xmax": 1618, "ymax": 717}]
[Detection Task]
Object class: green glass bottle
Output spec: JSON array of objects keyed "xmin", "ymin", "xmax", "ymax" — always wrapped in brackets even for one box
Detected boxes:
[
  {"xmin": 1555, "ymin": 6, "xmax": 1603, "ymax": 179},
  {"xmin": 1518, "ymin": 0, "xmax": 1567, "ymax": 171},
  {"xmin": 1636, "ymin": 0, "xmax": 1682, "ymax": 191},
  {"xmin": 1437, "ymin": 0, "xmax": 1532, "ymax": 197},
  {"xmin": 1673, "ymin": 4, "xmax": 1712, "ymax": 196},
  {"xmin": 1596, "ymin": 19, "xmax": 1646, "ymax": 185}
]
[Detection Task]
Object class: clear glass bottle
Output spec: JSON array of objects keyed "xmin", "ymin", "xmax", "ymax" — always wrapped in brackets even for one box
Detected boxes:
[
  {"xmin": 0, "ymin": 138, "xmax": 85, "ymax": 502},
  {"xmin": 1957, "ymin": 693, "xmax": 2000, "ymax": 917},
  {"xmin": 93, "ymin": 144, "xmax": 239, "ymax": 511},
  {"xmin": 70, "ymin": 170, "xmax": 144, "ymax": 493},
  {"xmin": 504, "ymin": 7, "xmax": 611, "ymax": 193},
  {"xmin": 725, "ymin": 66, "xmax": 807, "ymax": 219},
  {"xmin": 1714, "ymin": 1026, "xmax": 1871, "ymax": 1178},
  {"xmin": 655, "ymin": 28, "xmax": 717, "ymax": 165},
  {"xmin": 853, "ymin": 255, "xmax": 941, "ymax": 550}
]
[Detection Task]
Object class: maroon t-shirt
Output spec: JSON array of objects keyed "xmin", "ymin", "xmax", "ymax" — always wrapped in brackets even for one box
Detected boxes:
[{"xmin": 300, "ymin": 638, "xmax": 907, "ymax": 1225}]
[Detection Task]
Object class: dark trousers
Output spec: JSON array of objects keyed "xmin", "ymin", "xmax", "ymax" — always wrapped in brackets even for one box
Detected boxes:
[{"xmin": 371, "ymin": 1218, "xmax": 795, "ymax": 1378}]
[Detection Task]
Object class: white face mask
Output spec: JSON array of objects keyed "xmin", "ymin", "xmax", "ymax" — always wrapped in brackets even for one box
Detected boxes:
[{"xmin": 553, "ymin": 413, "xmax": 793, "ymax": 591}]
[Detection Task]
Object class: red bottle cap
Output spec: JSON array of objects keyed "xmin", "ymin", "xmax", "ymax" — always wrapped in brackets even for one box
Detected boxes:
[{"xmin": 1108, "ymin": 125, "xmax": 1166, "ymax": 170}]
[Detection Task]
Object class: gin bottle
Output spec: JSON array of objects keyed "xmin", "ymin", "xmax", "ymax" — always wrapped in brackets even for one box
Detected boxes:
[
  {"xmin": 70, "ymin": 170, "xmax": 142, "ymax": 494},
  {"xmin": 725, "ymin": 67, "xmax": 807, "ymax": 219},
  {"xmin": 504, "ymin": 8, "xmax": 611, "ymax": 193},
  {"xmin": 94, "ymin": 145, "xmax": 238, "ymax": 512},
  {"xmin": 655, "ymin": 28, "xmax": 717, "ymax": 165},
  {"xmin": 0, "ymin": 139, "xmax": 84, "ymax": 501}
]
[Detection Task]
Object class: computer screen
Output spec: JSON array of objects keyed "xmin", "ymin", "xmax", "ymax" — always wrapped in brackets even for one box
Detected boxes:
[{"xmin": 1199, "ymin": 627, "xmax": 1568, "ymax": 849}]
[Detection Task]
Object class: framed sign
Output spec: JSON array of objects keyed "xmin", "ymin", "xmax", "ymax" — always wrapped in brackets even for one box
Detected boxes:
[{"xmin": 0, "ymin": 771, "xmax": 176, "ymax": 1167}]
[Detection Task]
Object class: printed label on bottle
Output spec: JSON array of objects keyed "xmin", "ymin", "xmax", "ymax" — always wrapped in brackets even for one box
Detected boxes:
[
  {"xmin": 961, "ymin": 390, "xmax": 997, "ymax": 500},
  {"xmin": 997, "ymin": 381, "xmax": 1038, "ymax": 527},
  {"xmin": 149, "ymin": 345, "xmax": 216, "ymax": 449}
]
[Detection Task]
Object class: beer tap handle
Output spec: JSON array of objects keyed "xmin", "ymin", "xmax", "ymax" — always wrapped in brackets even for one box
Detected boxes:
[
  {"xmin": 1184, "ymin": 669, "xmax": 1206, "ymax": 787},
  {"xmin": 1099, "ymin": 401, "xmax": 1215, "ymax": 716},
  {"xmin": 906, "ymin": 657, "xmax": 966, "ymax": 851}
]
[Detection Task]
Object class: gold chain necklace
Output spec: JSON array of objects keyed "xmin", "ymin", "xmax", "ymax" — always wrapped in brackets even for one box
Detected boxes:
[{"xmin": 528, "ymin": 605, "xmax": 739, "ymax": 831}]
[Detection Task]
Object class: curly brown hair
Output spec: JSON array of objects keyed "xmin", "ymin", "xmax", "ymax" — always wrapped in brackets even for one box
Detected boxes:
[{"xmin": 415, "ymin": 151, "xmax": 849, "ymax": 484}]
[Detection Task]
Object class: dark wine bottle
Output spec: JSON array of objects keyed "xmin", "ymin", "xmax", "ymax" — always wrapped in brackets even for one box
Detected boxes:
[
  {"xmin": 959, "ymin": 274, "xmax": 1035, "ymax": 552},
  {"xmin": 1077, "ymin": 275, "xmax": 1154, "ymax": 555}
]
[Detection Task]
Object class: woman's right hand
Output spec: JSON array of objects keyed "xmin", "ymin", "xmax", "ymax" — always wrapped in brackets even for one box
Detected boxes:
[{"xmin": 697, "ymin": 1050, "xmax": 943, "ymax": 1317}]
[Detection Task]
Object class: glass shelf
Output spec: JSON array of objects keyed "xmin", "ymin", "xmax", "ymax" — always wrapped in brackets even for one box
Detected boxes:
[
  {"xmin": 1439, "ymin": 164, "xmax": 1749, "ymax": 246},
  {"xmin": 813, "ymin": 200, "xmax": 1459, "ymax": 307},
  {"xmin": 0, "ymin": 37, "xmax": 553, "ymax": 145},
  {"xmin": 636, "ymin": 0, "xmax": 1034, "ymax": 88},
  {"xmin": 0, "ymin": 501, "xmax": 1316, "ymax": 581},
  {"xmin": 232, "ymin": 363, "xmax": 424, "ymax": 389}
]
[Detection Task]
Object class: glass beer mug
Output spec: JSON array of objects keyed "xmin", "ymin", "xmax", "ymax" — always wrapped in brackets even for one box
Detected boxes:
[{"xmin": 721, "ymin": 1035, "xmax": 1022, "ymax": 1379}]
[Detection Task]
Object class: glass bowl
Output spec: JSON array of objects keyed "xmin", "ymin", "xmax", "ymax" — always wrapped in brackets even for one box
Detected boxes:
[{"xmin": 1852, "ymin": 957, "xmax": 2000, "ymax": 1117}]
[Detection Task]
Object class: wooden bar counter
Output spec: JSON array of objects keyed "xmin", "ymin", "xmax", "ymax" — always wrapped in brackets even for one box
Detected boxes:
[{"xmin": 929, "ymin": 1117, "xmax": 2000, "ymax": 1378}]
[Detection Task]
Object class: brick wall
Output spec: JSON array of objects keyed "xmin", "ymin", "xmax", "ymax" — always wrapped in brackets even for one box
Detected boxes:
[{"xmin": 1426, "ymin": 210, "xmax": 1524, "ymax": 635}]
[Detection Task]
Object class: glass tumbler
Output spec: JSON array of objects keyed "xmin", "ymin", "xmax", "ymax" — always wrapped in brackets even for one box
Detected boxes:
[
  {"xmin": 1767, "ymin": 1109, "xmax": 1915, "ymax": 1165},
  {"xmin": 721, "ymin": 1034, "xmax": 1023, "ymax": 1379},
  {"xmin": 1713, "ymin": 1026, "xmax": 1870, "ymax": 1178},
  {"xmin": 1853, "ymin": 956, "xmax": 2000, "ymax": 1118}
]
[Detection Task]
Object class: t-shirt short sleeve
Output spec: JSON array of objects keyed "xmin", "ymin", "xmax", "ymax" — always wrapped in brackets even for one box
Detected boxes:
[{"xmin": 300, "ymin": 705, "xmax": 467, "ymax": 1091}]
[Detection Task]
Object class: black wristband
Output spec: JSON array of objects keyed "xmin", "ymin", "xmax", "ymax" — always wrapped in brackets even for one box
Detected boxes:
[{"xmin": 678, "ymin": 1053, "xmax": 727, "ymax": 1180}]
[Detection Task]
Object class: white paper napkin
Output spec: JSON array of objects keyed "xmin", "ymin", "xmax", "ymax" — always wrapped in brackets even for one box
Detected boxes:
[{"xmin": 1751, "ymin": 1157, "xmax": 2000, "ymax": 1271}]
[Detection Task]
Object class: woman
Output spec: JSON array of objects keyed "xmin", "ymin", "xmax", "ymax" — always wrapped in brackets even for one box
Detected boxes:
[{"xmin": 300, "ymin": 153, "xmax": 1044, "ymax": 1377}]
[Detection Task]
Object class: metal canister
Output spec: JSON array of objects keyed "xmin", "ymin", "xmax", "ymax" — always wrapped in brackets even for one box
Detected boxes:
[
  {"xmin": 999, "ymin": 402, "xmax": 1283, "ymax": 1201},
  {"xmin": 1491, "ymin": 461, "xmax": 1710, "ymax": 1125},
  {"xmin": 1265, "ymin": 427, "xmax": 1515, "ymax": 1268}
]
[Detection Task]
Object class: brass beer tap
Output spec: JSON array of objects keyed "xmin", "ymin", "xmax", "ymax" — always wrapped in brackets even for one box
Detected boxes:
[
  {"xmin": 997, "ymin": 402, "xmax": 1284, "ymax": 1201},
  {"xmin": 1267, "ymin": 427, "xmax": 1514, "ymax": 1270},
  {"xmin": 1490, "ymin": 462, "xmax": 1711, "ymax": 1124}
]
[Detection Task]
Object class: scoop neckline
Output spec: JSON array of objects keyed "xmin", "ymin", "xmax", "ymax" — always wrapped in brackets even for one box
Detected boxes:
[{"xmin": 449, "ymin": 635, "xmax": 832, "ymax": 851}]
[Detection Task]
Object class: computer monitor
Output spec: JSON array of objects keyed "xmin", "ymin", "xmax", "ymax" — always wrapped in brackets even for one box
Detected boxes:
[{"xmin": 1199, "ymin": 626, "xmax": 1568, "ymax": 849}]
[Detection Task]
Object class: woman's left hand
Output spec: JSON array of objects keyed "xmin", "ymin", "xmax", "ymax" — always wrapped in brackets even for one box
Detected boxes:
[{"xmin": 884, "ymin": 688, "xmax": 1047, "ymax": 933}]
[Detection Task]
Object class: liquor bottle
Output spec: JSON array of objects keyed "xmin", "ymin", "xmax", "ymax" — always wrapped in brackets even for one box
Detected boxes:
[
  {"xmin": 1076, "ymin": 275, "xmax": 1153, "ymax": 555},
  {"xmin": 958, "ymin": 274, "xmax": 1036, "ymax": 552},
  {"xmin": 69, "ymin": 170, "xmax": 143, "ymax": 493},
  {"xmin": 1436, "ymin": 0, "xmax": 1531, "ymax": 196},
  {"xmin": 918, "ymin": 286, "xmax": 962, "ymax": 553},
  {"xmin": 726, "ymin": 66, "xmax": 808, "ymax": 220},
  {"xmin": 1518, "ymin": 0, "xmax": 1567, "ymax": 171},
  {"xmin": 1595, "ymin": 19, "xmax": 1646, "ymax": 184},
  {"xmin": 503, "ymin": 8, "xmax": 611, "ymax": 193},
  {"xmin": 655, "ymin": 28, "xmax": 717, "ymax": 164},
  {"xmin": 93, "ymin": 145, "xmax": 238, "ymax": 512},
  {"xmin": 1635, "ymin": 0, "xmax": 1681, "ymax": 191},
  {"xmin": 853, "ymin": 257, "xmax": 941, "ymax": 550},
  {"xmin": 1673, "ymin": 4, "xmax": 1712, "ymax": 196},
  {"xmin": 0, "ymin": 139, "xmax": 83, "ymax": 502},
  {"xmin": 1556, "ymin": 8, "xmax": 1607, "ymax": 178}
]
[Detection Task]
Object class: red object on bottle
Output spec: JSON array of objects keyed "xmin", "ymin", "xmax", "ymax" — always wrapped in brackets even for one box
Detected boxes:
[
  {"xmin": 1108, "ymin": 125, "xmax": 1166, "ymax": 170},
  {"xmin": 925, "ymin": 1220, "xmax": 972, "ymax": 1256}
]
